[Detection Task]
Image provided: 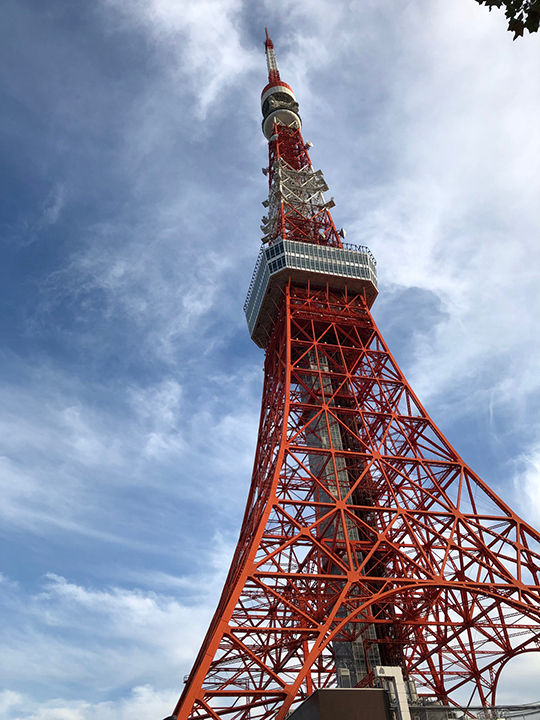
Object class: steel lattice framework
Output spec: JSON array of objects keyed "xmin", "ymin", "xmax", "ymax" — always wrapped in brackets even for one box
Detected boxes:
[{"xmin": 170, "ymin": 33, "xmax": 540, "ymax": 720}]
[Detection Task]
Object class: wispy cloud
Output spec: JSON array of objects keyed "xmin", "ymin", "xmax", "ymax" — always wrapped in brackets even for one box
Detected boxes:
[
  {"xmin": 337, "ymin": 0, "xmax": 540, "ymax": 420},
  {"xmin": 0, "ymin": 362, "xmax": 258, "ymax": 546},
  {"xmin": 0, "ymin": 685, "xmax": 177, "ymax": 720},
  {"xmin": 7, "ymin": 184, "xmax": 66, "ymax": 246},
  {"xmin": 100, "ymin": 0, "xmax": 259, "ymax": 116},
  {"xmin": 513, "ymin": 442, "xmax": 540, "ymax": 526},
  {"xmin": 0, "ymin": 538, "xmax": 232, "ymax": 708}
]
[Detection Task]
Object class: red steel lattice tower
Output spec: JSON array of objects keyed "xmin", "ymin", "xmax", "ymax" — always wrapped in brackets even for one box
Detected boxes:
[{"xmin": 172, "ymin": 32, "xmax": 540, "ymax": 720}]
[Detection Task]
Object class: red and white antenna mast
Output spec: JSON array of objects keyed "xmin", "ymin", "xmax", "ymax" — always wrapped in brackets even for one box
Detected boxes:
[
  {"xmin": 264, "ymin": 28, "xmax": 280, "ymax": 82},
  {"xmin": 260, "ymin": 31, "xmax": 342, "ymax": 248}
]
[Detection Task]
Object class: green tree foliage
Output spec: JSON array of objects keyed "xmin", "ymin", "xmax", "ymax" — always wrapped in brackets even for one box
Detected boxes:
[{"xmin": 474, "ymin": 0, "xmax": 540, "ymax": 37}]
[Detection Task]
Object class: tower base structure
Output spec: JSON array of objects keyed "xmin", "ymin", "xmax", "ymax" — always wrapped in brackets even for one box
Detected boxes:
[
  {"xmin": 174, "ymin": 283, "xmax": 540, "ymax": 720},
  {"xmin": 287, "ymin": 688, "xmax": 391, "ymax": 720}
]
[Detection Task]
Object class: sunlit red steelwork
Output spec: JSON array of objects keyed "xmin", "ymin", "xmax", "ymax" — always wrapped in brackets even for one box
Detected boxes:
[{"xmin": 171, "ymin": 32, "xmax": 540, "ymax": 720}]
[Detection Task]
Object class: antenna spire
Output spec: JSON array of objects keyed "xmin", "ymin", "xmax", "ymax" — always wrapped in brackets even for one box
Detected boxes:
[{"xmin": 264, "ymin": 28, "xmax": 280, "ymax": 82}]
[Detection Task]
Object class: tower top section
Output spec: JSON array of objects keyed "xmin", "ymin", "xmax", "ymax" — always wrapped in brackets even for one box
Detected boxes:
[
  {"xmin": 261, "ymin": 30, "xmax": 301, "ymax": 140},
  {"xmin": 264, "ymin": 29, "xmax": 280, "ymax": 83},
  {"xmin": 246, "ymin": 32, "xmax": 378, "ymax": 348}
]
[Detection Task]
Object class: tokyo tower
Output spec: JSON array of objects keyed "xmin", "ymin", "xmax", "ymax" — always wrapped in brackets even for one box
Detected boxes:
[{"xmin": 170, "ymin": 32, "xmax": 540, "ymax": 720}]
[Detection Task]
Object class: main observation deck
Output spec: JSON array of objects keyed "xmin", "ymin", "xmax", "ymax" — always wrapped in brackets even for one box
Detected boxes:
[{"xmin": 244, "ymin": 239, "xmax": 378, "ymax": 348}]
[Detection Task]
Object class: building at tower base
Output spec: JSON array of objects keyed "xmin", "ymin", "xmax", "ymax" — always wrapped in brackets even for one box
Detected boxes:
[{"xmin": 286, "ymin": 688, "xmax": 392, "ymax": 720}]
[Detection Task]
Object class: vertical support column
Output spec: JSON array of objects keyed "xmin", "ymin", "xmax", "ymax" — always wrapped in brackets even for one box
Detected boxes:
[{"xmin": 373, "ymin": 667, "xmax": 412, "ymax": 720}]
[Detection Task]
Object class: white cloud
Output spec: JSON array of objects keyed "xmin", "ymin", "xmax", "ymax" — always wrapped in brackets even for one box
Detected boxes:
[
  {"xmin": 0, "ymin": 375, "xmax": 131, "ymax": 536},
  {"xmin": 40, "ymin": 200, "xmax": 238, "ymax": 363},
  {"xmin": 0, "ymin": 685, "xmax": 176, "ymax": 720},
  {"xmin": 35, "ymin": 573, "xmax": 208, "ymax": 660},
  {"xmin": 100, "ymin": 0, "xmax": 258, "ymax": 115},
  {"xmin": 129, "ymin": 379, "xmax": 185, "ymax": 458},
  {"xmin": 41, "ymin": 184, "xmax": 66, "ymax": 226},
  {"xmin": 335, "ymin": 0, "xmax": 540, "ymax": 419},
  {"xmin": 8, "ymin": 184, "xmax": 66, "ymax": 246},
  {"xmin": 0, "ymin": 558, "xmax": 230, "ymax": 703},
  {"xmin": 0, "ymin": 691, "xmax": 24, "ymax": 716},
  {"xmin": 513, "ymin": 443, "xmax": 540, "ymax": 528},
  {"xmin": 0, "ymin": 358, "xmax": 260, "ymax": 545},
  {"xmin": 496, "ymin": 652, "xmax": 540, "ymax": 704}
]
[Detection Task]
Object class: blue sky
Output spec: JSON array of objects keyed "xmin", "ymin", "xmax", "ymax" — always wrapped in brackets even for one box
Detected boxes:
[{"xmin": 1, "ymin": 0, "xmax": 540, "ymax": 717}]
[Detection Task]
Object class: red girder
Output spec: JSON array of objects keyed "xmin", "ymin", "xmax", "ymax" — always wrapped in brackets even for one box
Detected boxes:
[{"xmin": 174, "ymin": 284, "xmax": 540, "ymax": 720}]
